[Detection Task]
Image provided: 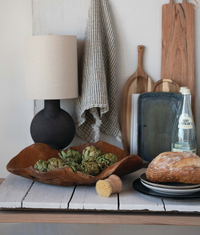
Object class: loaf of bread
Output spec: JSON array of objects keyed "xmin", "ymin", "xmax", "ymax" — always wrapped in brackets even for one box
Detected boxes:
[{"xmin": 146, "ymin": 152, "xmax": 200, "ymax": 184}]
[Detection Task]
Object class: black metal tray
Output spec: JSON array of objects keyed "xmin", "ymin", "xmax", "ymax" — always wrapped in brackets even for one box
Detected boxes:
[{"xmin": 137, "ymin": 92, "xmax": 182, "ymax": 163}]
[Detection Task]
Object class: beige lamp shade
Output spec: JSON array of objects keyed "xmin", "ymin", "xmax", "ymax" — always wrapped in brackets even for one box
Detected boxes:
[{"xmin": 25, "ymin": 35, "xmax": 78, "ymax": 99}]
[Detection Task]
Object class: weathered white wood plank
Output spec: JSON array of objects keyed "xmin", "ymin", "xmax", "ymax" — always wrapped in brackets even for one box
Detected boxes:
[
  {"xmin": 69, "ymin": 185, "xmax": 118, "ymax": 210},
  {"xmin": 0, "ymin": 174, "xmax": 33, "ymax": 208},
  {"xmin": 163, "ymin": 198, "xmax": 200, "ymax": 212},
  {"xmin": 23, "ymin": 181, "xmax": 75, "ymax": 209},
  {"xmin": 119, "ymin": 169, "xmax": 164, "ymax": 211},
  {"xmin": 1, "ymin": 169, "xmax": 200, "ymax": 213}
]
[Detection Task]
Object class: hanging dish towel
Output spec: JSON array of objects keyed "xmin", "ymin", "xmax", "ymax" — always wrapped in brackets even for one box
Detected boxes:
[{"xmin": 75, "ymin": 0, "xmax": 121, "ymax": 143}]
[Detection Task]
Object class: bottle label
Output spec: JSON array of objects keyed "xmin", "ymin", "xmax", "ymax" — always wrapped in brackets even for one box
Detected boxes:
[
  {"xmin": 172, "ymin": 148, "xmax": 196, "ymax": 154},
  {"xmin": 178, "ymin": 113, "xmax": 193, "ymax": 129}
]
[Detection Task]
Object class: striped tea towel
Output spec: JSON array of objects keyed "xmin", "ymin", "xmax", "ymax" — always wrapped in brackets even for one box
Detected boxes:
[{"xmin": 75, "ymin": 0, "xmax": 121, "ymax": 143}]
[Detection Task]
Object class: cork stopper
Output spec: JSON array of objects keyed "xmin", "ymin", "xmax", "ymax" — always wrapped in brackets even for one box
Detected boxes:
[{"xmin": 96, "ymin": 174, "xmax": 122, "ymax": 197}]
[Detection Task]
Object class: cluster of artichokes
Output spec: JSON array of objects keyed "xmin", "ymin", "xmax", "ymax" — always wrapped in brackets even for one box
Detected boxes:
[{"xmin": 34, "ymin": 145, "xmax": 118, "ymax": 176}]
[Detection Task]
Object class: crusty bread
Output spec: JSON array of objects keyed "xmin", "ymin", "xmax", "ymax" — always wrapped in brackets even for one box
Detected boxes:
[{"xmin": 146, "ymin": 152, "xmax": 200, "ymax": 184}]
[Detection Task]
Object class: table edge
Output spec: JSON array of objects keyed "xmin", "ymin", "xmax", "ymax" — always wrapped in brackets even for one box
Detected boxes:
[
  {"xmin": 0, "ymin": 178, "xmax": 200, "ymax": 225},
  {"xmin": 0, "ymin": 211, "xmax": 199, "ymax": 225}
]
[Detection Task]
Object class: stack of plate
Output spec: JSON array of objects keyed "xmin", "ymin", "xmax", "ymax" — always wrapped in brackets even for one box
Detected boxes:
[{"xmin": 133, "ymin": 173, "xmax": 200, "ymax": 199}]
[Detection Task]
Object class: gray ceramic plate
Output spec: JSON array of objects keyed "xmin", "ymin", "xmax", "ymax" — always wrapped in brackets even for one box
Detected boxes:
[
  {"xmin": 133, "ymin": 179, "xmax": 200, "ymax": 199},
  {"xmin": 137, "ymin": 92, "xmax": 182, "ymax": 163},
  {"xmin": 140, "ymin": 173, "xmax": 200, "ymax": 189},
  {"xmin": 140, "ymin": 180, "xmax": 200, "ymax": 195}
]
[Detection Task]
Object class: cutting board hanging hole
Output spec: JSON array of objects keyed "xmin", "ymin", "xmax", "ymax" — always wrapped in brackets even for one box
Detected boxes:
[{"xmin": 137, "ymin": 46, "xmax": 144, "ymax": 74}]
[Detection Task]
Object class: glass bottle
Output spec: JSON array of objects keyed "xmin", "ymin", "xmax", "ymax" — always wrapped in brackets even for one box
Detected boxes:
[{"xmin": 171, "ymin": 88, "xmax": 197, "ymax": 153}]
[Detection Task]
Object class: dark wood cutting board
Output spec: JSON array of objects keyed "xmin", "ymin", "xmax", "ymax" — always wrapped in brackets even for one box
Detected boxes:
[
  {"xmin": 122, "ymin": 46, "xmax": 154, "ymax": 155},
  {"xmin": 161, "ymin": 0, "xmax": 195, "ymax": 116}
]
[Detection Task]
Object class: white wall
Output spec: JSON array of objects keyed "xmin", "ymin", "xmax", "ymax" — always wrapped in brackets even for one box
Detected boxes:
[
  {"xmin": 0, "ymin": 0, "xmax": 33, "ymax": 177},
  {"xmin": 33, "ymin": 0, "xmax": 200, "ymax": 152},
  {"xmin": 0, "ymin": 0, "xmax": 199, "ymax": 175},
  {"xmin": 1, "ymin": 0, "xmax": 200, "ymax": 234}
]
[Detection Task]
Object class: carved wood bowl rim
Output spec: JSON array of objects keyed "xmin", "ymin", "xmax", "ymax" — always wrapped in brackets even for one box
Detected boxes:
[{"xmin": 6, "ymin": 141, "xmax": 144, "ymax": 186}]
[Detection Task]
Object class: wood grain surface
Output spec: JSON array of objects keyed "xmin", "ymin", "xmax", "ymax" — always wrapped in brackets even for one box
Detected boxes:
[
  {"xmin": 161, "ymin": 0, "xmax": 195, "ymax": 115},
  {"xmin": 1, "ymin": 169, "xmax": 200, "ymax": 225},
  {"xmin": 153, "ymin": 79, "xmax": 180, "ymax": 92},
  {"xmin": 1, "ymin": 211, "xmax": 200, "ymax": 225},
  {"xmin": 122, "ymin": 46, "xmax": 154, "ymax": 155}
]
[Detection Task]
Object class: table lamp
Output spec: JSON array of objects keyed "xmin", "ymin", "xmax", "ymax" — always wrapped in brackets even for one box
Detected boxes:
[{"xmin": 25, "ymin": 35, "xmax": 78, "ymax": 150}]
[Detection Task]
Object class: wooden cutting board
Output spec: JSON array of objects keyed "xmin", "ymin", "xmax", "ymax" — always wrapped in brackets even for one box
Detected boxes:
[
  {"xmin": 153, "ymin": 79, "xmax": 180, "ymax": 92},
  {"xmin": 122, "ymin": 45, "xmax": 154, "ymax": 155},
  {"xmin": 161, "ymin": 0, "xmax": 195, "ymax": 115}
]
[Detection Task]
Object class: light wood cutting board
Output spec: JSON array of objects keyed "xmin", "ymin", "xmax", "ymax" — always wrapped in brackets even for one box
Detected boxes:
[
  {"xmin": 122, "ymin": 46, "xmax": 154, "ymax": 155},
  {"xmin": 153, "ymin": 79, "xmax": 180, "ymax": 92},
  {"xmin": 161, "ymin": 0, "xmax": 195, "ymax": 115}
]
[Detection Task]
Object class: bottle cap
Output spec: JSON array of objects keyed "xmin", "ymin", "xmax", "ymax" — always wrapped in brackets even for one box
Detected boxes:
[
  {"xmin": 180, "ymin": 87, "xmax": 188, "ymax": 93},
  {"xmin": 182, "ymin": 88, "xmax": 190, "ymax": 94}
]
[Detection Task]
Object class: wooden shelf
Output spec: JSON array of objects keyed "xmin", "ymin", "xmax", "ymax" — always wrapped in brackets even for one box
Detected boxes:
[
  {"xmin": 0, "ymin": 210, "xmax": 200, "ymax": 225},
  {"xmin": 0, "ymin": 170, "xmax": 200, "ymax": 225}
]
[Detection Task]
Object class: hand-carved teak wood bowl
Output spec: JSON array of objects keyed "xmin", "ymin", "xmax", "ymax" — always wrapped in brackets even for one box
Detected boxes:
[{"xmin": 6, "ymin": 141, "xmax": 144, "ymax": 186}]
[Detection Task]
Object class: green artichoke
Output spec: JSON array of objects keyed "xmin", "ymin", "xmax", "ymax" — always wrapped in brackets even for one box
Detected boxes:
[
  {"xmin": 47, "ymin": 158, "xmax": 62, "ymax": 172},
  {"xmin": 74, "ymin": 154, "xmax": 82, "ymax": 164},
  {"xmin": 62, "ymin": 156, "xmax": 75, "ymax": 164},
  {"xmin": 59, "ymin": 162, "xmax": 74, "ymax": 172},
  {"xmin": 82, "ymin": 146, "xmax": 103, "ymax": 162},
  {"xmin": 96, "ymin": 156, "xmax": 111, "ymax": 171},
  {"xmin": 59, "ymin": 162, "xmax": 80, "ymax": 172},
  {"xmin": 82, "ymin": 155, "xmax": 97, "ymax": 163},
  {"xmin": 34, "ymin": 146, "xmax": 117, "ymax": 175},
  {"xmin": 81, "ymin": 161, "xmax": 100, "ymax": 176},
  {"xmin": 34, "ymin": 159, "xmax": 48, "ymax": 172},
  {"xmin": 96, "ymin": 153, "xmax": 118, "ymax": 171},
  {"xmin": 58, "ymin": 150, "xmax": 69, "ymax": 161},
  {"xmin": 103, "ymin": 153, "xmax": 118, "ymax": 164},
  {"xmin": 70, "ymin": 162, "xmax": 80, "ymax": 172},
  {"xmin": 58, "ymin": 148, "xmax": 82, "ymax": 164},
  {"xmin": 59, "ymin": 162, "xmax": 71, "ymax": 168}
]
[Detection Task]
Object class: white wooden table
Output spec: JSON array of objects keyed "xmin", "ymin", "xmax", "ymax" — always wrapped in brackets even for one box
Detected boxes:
[{"xmin": 0, "ymin": 169, "xmax": 200, "ymax": 225}]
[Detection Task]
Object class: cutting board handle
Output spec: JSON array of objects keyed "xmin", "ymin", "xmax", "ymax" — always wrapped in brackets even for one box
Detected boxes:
[
  {"xmin": 137, "ymin": 45, "xmax": 145, "ymax": 73},
  {"xmin": 170, "ymin": 0, "xmax": 186, "ymax": 4}
]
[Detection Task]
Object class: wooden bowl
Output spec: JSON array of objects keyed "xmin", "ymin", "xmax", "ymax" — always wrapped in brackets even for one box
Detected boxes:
[{"xmin": 6, "ymin": 141, "xmax": 144, "ymax": 186}]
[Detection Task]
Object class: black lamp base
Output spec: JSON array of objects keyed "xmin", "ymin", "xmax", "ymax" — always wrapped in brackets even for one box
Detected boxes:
[{"xmin": 30, "ymin": 100, "xmax": 75, "ymax": 150}]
